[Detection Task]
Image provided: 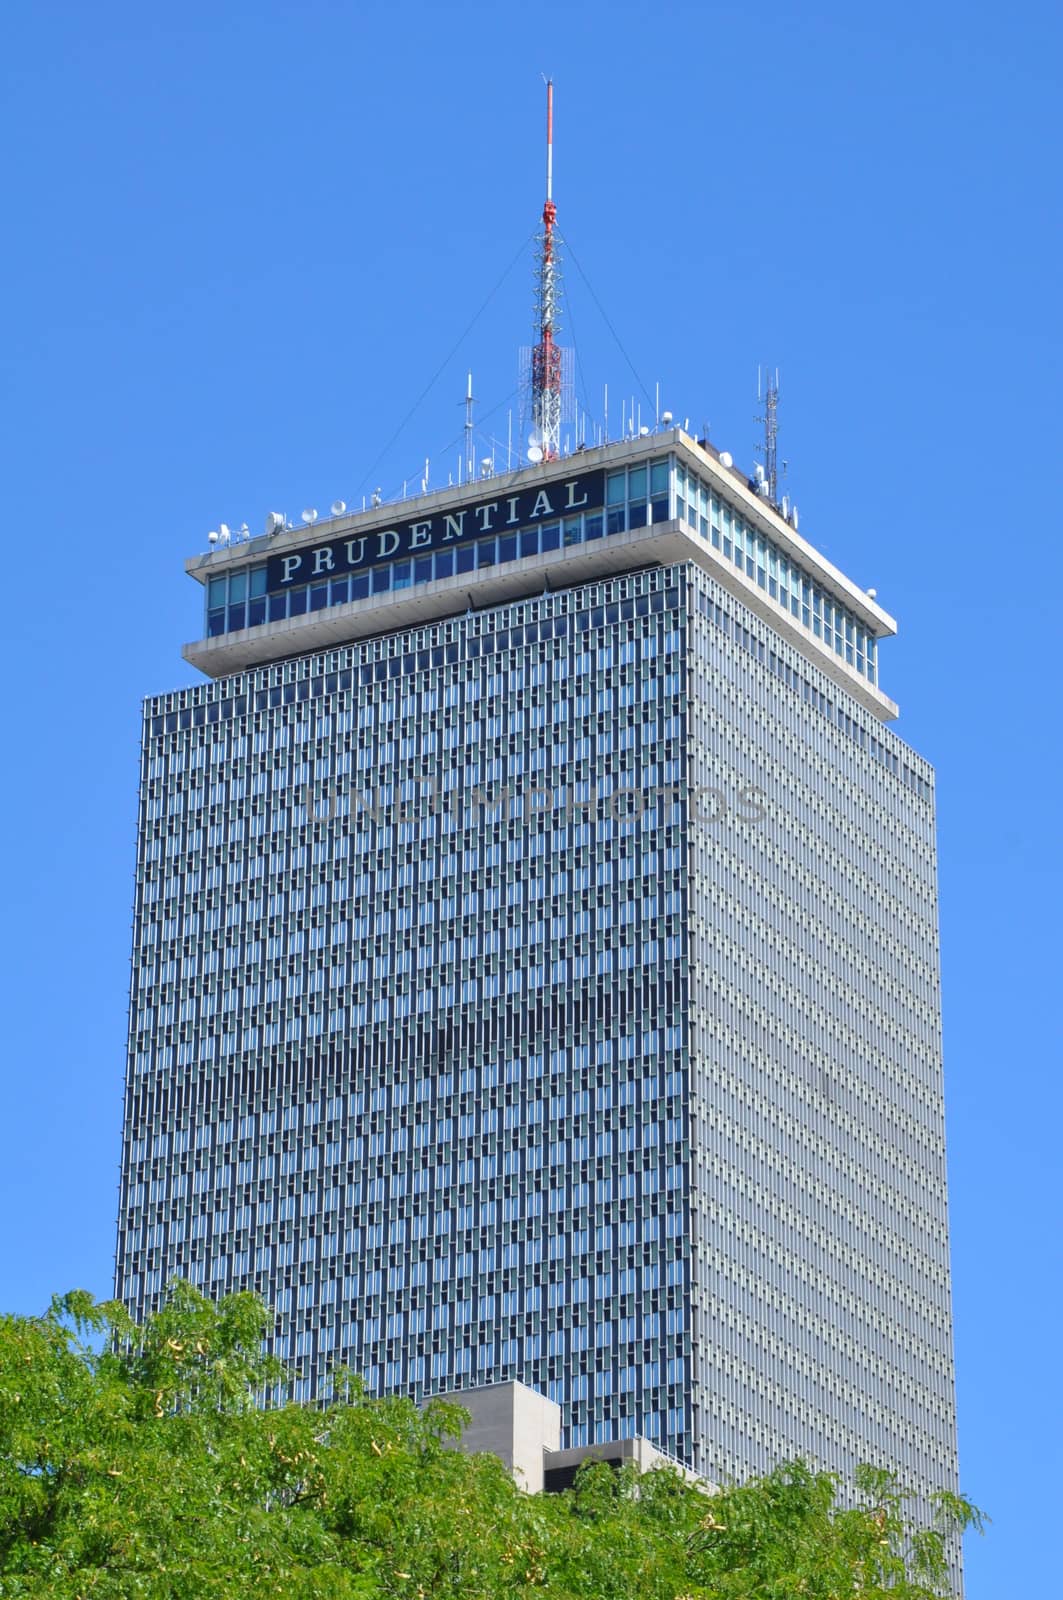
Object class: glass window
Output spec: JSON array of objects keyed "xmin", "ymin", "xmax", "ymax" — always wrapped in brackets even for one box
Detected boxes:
[
  {"xmin": 584, "ymin": 511, "xmax": 603, "ymax": 540},
  {"xmin": 268, "ymin": 592, "xmax": 287, "ymax": 621},
  {"xmin": 310, "ymin": 583, "xmax": 329, "ymax": 610},
  {"xmin": 498, "ymin": 534, "xmax": 517, "ymax": 564},
  {"xmin": 248, "ymin": 597, "xmax": 266, "ymax": 627},
  {"xmin": 434, "ymin": 549, "xmax": 456, "ymax": 579},
  {"xmin": 208, "ymin": 577, "xmax": 227, "ymax": 607},
  {"xmin": 650, "ymin": 460, "xmax": 669, "ymax": 495},
  {"xmin": 250, "ymin": 566, "xmax": 267, "ymax": 597},
  {"xmin": 519, "ymin": 528, "xmax": 539, "ymax": 557},
  {"xmin": 351, "ymin": 572, "xmax": 370, "ymax": 599},
  {"xmin": 227, "ymin": 602, "xmax": 246, "ymax": 630},
  {"xmin": 414, "ymin": 556, "xmax": 433, "ymax": 584},
  {"xmin": 331, "ymin": 576, "xmax": 349, "ymax": 603},
  {"xmin": 208, "ymin": 609, "xmax": 226, "ymax": 637},
  {"xmin": 371, "ymin": 566, "xmax": 391, "ymax": 593},
  {"xmin": 476, "ymin": 539, "xmax": 496, "ymax": 568},
  {"xmin": 392, "ymin": 561, "xmax": 412, "ymax": 589},
  {"xmin": 229, "ymin": 570, "xmax": 248, "ymax": 602},
  {"xmin": 628, "ymin": 466, "xmax": 647, "ymax": 501},
  {"xmin": 606, "ymin": 471, "xmax": 626, "ymax": 505},
  {"xmin": 289, "ymin": 587, "xmax": 308, "ymax": 615},
  {"xmin": 540, "ymin": 522, "xmax": 561, "ymax": 552},
  {"xmin": 456, "ymin": 545, "xmax": 475, "ymax": 574}
]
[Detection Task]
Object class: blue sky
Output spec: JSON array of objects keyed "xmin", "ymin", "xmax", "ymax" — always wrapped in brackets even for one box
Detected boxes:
[{"xmin": 1, "ymin": 2, "xmax": 1059, "ymax": 1592}]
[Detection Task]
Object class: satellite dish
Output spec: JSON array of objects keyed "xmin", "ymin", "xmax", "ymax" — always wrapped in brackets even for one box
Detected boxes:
[
  {"xmin": 331, "ymin": 500, "xmax": 346, "ymax": 517},
  {"xmin": 265, "ymin": 512, "xmax": 285, "ymax": 536},
  {"xmin": 527, "ymin": 432, "xmax": 542, "ymax": 449},
  {"xmin": 302, "ymin": 508, "xmax": 318, "ymax": 525},
  {"xmin": 639, "ymin": 425, "xmax": 650, "ymax": 437},
  {"xmin": 527, "ymin": 445, "xmax": 544, "ymax": 464},
  {"xmin": 719, "ymin": 451, "xmax": 733, "ymax": 468},
  {"xmin": 238, "ymin": 523, "xmax": 250, "ymax": 539},
  {"xmin": 661, "ymin": 410, "xmax": 673, "ymax": 426},
  {"xmin": 219, "ymin": 523, "xmax": 231, "ymax": 539},
  {"xmin": 207, "ymin": 530, "xmax": 219, "ymax": 544},
  {"xmin": 867, "ymin": 587, "xmax": 877, "ymax": 599}
]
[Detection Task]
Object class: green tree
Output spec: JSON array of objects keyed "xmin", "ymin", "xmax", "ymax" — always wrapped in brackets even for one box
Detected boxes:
[{"xmin": 0, "ymin": 1283, "xmax": 982, "ymax": 1599}]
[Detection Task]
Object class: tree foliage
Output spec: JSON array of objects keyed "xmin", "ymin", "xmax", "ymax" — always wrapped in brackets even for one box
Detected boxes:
[{"xmin": 0, "ymin": 1284, "xmax": 982, "ymax": 1599}]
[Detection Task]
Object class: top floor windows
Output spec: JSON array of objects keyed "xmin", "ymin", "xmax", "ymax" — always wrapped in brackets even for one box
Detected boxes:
[{"xmin": 674, "ymin": 461, "xmax": 877, "ymax": 684}]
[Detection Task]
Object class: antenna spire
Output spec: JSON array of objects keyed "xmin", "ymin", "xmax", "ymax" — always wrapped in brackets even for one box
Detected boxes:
[
  {"xmin": 464, "ymin": 371, "xmax": 475, "ymax": 485},
  {"xmin": 531, "ymin": 78, "xmax": 562, "ymax": 462},
  {"xmin": 756, "ymin": 366, "xmax": 780, "ymax": 504}
]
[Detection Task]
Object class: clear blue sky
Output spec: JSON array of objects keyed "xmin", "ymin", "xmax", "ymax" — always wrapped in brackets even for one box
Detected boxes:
[{"xmin": 1, "ymin": 2, "xmax": 1059, "ymax": 1592}]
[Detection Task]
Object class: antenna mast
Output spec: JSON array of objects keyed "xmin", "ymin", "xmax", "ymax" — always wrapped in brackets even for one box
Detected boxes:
[
  {"xmin": 531, "ymin": 79, "xmax": 562, "ymax": 462},
  {"xmin": 464, "ymin": 371, "xmax": 475, "ymax": 484},
  {"xmin": 756, "ymin": 366, "xmax": 780, "ymax": 503}
]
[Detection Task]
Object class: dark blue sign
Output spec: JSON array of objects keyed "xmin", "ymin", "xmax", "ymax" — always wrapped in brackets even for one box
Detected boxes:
[{"xmin": 265, "ymin": 469, "xmax": 605, "ymax": 594}]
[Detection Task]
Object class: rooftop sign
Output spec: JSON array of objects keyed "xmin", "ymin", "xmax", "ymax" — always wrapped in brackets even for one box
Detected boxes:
[{"xmin": 265, "ymin": 470, "xmax": 605, "ymax": 594}]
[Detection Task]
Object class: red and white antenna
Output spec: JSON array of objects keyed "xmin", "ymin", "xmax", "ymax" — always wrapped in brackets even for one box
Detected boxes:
[{"xmin": 530, "ymin": 78, "xmax": 562, "ymax": 462}]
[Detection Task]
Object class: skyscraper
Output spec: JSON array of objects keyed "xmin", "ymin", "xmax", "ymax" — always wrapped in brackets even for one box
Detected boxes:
[
  {"xmin": 117, "ymin": 423, "xmax": 957, "ymax": 1501},
  {"xmin": 115, "ymin": 88, "xmax": 958, "ymax": 1515}
]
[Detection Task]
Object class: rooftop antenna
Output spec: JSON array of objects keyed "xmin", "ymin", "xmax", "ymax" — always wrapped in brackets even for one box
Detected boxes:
[
  {"xmin": 531, "ymin": 78, "xmax": 562, "ymax": 462},
  {"xmin": 755, "ymin": 365, "xmax": 780, "ymax": 504},
  {"xmin": 464, "ymin": 371, "xmax": 476, "ymax": 484}
]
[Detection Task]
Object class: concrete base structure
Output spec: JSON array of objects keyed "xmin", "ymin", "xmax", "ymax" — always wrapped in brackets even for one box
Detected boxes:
[
  {"xmin": 446, "ymin": 1380, "xmax": 704, "ymax": 1495},
  {"xmin": 446, "ymin": 1379, "xmax": 561, "ymax": 1493}
]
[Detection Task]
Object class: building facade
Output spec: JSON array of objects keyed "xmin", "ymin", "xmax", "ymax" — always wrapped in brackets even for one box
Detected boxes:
[{"xmin": 116, "ymin": 428, "xmax": 958, "ymax": 1506}]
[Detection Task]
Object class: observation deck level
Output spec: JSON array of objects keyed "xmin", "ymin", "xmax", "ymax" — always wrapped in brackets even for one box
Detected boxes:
[{"xmin": 183, "ymin": 429, "xmax": 898, "ymax": 721}]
